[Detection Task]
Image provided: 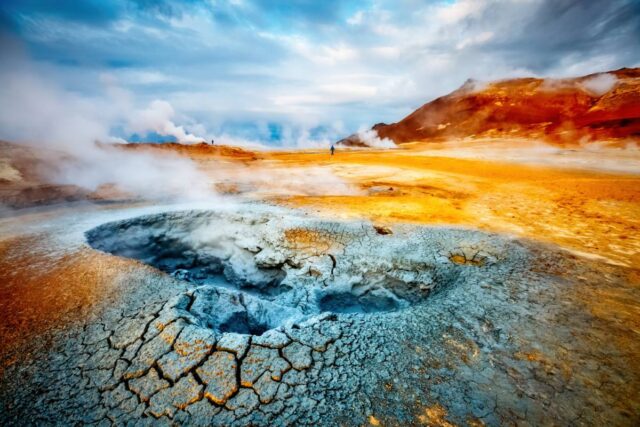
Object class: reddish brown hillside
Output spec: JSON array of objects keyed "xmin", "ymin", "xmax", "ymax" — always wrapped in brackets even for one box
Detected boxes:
[{"xmin": 341, "ymin": 68, "xmax": 640, "ymax": 145}]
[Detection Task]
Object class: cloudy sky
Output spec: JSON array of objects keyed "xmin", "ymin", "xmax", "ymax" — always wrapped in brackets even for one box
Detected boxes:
[{"xmin": 1, "ymin": 0, "xmax": 639, "ymax": 147}]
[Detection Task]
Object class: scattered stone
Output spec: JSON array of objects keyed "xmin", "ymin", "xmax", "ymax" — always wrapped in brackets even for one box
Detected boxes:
[
  {"xmin": 374, "ymin": 225, "xmax": 393, "ymax": 235},
  {"xmin": 172, "ymin": 269, "xmax": 191, "ymax": 281}
]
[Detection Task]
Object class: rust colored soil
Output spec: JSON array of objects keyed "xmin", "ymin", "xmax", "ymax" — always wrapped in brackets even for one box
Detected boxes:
[
  {"xmin": 0, "ymin": 234, "xmax": 132, "ymax": 371},
  {"xmin": 262, "ymin": 148, "xmax": 640, "ymax": 268}
]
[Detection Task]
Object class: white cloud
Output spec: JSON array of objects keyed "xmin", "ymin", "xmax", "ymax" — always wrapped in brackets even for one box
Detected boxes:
[
  {"xmin": 347, "ymin": 10, "xmax": 364, "ymax": 26},
  {"xmin": 456, "ymin": 31, "xmax": 495, "ymax": 50},
  {"xmin": 437, "ymin": 0, "xmax": 487, "ymax": 24},
  {"xmin": 2, "ymin": 0, "xmax": 638, "ymax": 146},
  {"xmin": 272, "ymin": 82, "xmax": 377, "ymax": 108}
]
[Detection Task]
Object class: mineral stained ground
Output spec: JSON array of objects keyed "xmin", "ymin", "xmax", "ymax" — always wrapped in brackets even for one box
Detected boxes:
[{"xmin": 0, "ymin": 203, "xmax": 638, "ymax": 426}]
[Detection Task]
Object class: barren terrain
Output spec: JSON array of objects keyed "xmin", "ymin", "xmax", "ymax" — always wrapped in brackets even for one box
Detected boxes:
[
  {"xmin": 1, "ymin": 0, "xmax": 639, "ymax": 424},
  {"xmin": 341, "ymin": 68, "xmax": 640, "ymax": 145},
  {"xmin": 1, "ymin": 137, "xmax": 639, "ymax": 425}
]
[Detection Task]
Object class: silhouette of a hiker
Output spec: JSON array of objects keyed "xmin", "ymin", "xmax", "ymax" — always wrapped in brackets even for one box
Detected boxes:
[{"xmin": 330, "ymin": 144, "xmax": 335, "ymax": 155}]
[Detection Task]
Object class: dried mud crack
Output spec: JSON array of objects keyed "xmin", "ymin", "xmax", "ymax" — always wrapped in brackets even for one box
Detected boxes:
[{"xmin": 1, "ymin": 206, "xmax": 638, "ymax": 426}]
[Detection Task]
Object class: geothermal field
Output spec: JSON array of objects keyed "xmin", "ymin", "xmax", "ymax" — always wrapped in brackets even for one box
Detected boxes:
[
  {"xmin": 1, "ymin": 130, "xmax": 640, "ymax": 426},
  {"xmin": 1, "ymin": 1, "xmax": 640, "ymax": 426}
]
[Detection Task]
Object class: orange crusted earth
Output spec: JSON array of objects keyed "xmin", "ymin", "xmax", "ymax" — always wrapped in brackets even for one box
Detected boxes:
[
  {"xmin": 0, "ymin": 67, "xmax": 639, "ymax": 426},
  {"xmin": 263, "ymin": 144, "xmax": 640, "ymax": 269}
]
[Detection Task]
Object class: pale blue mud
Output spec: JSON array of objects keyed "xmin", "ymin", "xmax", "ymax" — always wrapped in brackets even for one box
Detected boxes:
[{"xmin": 0, "ymin": 205, "xmax": 638, "ymax": 426}]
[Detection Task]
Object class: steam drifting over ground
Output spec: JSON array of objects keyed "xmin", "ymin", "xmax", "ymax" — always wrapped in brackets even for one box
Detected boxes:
[
  {"xmin": 579, "ymin": 73, "xmax": 618, "ymax": 96},
  {"xmin": 356, "ymin": 129, "xmax": 397, "ymax": 149},
  {"xmin": 128, "ymin": 100, "xmax": 205, "ymax": 145},
  {"xmin": 0, "ymin": 51, "xmax": 214, "ymax": 201}
]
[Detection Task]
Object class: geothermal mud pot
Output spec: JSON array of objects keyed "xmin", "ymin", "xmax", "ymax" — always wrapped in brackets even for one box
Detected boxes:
[{"xmin": 1, "ymin": 206, "xmax": 637, "ymax": 426}]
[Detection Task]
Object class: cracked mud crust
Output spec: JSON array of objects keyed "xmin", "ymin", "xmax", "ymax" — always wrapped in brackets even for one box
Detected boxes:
[{"xmin": 1, "ymin": 205, "xmax": 639, "ymax": 426}]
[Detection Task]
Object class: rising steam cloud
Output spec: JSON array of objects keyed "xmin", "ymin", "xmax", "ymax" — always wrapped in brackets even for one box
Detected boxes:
[
  {"xmin": 129, "ymin": 100, "xmax": 205, "ymax": 144},
  {"xmin": 357, "ymin": 129, "xmax": 396, "ymax": 149},
  {"xmin": 0, "ymin": 51, "xmax": 213, "ymax": 201},
  {"xmin": 579, "ymin": 73, "xmax": 618, "ymax": 97}
]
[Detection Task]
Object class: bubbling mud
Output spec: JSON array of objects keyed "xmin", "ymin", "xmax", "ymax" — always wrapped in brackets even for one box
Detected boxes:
[
  {"xmin": 86, "ymin": 209, "xmax": 507, "ymax": 335},
  {"xmin": 4, "ymin": 205, "xmax": 634, "ymax": 426}
]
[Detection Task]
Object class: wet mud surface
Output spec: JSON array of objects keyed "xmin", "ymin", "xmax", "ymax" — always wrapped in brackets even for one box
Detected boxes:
[{"xmin": 0, "ymin": 205, "xmax": 639, "ymax": 426}]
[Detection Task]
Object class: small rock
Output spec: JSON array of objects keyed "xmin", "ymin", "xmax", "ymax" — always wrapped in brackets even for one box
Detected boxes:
[
  {"xmin": 373, "ymin": 225, "xmax": 393, "ymax": 235},
  {"xmin": 171, "ymin": 269, "xmax": 191, "ymax": 281}
]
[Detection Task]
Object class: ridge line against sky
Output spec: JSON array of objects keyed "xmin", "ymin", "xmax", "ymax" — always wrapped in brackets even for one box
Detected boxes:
[{"xmin": 1, "ymin": 0, "xmax": 639, "ymax": 147}]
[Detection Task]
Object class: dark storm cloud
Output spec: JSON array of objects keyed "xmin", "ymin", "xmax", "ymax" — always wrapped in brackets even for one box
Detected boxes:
[{"xmin": 502, "ymin": 0, "xmax": 640, "ymax": 72}]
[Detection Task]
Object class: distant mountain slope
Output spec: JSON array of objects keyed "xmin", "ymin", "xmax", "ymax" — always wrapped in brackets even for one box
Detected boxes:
[{"xmin": 340, "ymin": 68, "xmax": 640, "ymax": 146}]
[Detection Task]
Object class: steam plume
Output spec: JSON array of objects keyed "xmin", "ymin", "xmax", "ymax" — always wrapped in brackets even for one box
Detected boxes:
[
  {"xmin": 129, "ymin": 100, "xmax": 205, "ymax": 144},
  {"xmin": 0, "ymin": 53, "xmax": 213, "ymax": 201},
  {"xmin": 580, "ymin": 73, "xmax": 618, "ymax": 96},
  {"xmin": 357, "ymin": 129, "xmax": 396, "ymax": 149}
]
